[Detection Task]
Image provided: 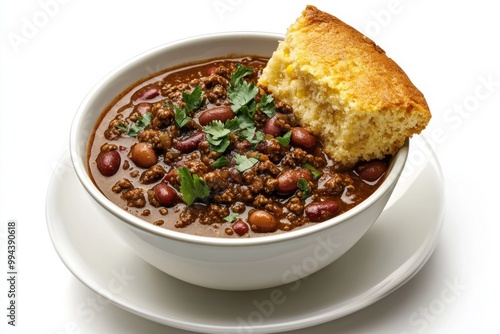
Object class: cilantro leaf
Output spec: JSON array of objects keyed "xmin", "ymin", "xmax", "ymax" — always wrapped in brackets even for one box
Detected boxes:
[
  {"xmin": 230, "ymin": 64, "xmax": 253, "ymax": 88},
  {"xmin": 257, "ymin": 94, "xmax": 276, "ymax": 118},
  {"xmin": 239, "ymin": 126, "xmax": 264, "ymax": 149},
  {"xmin": 229, "ymin": 81, "xmax": 258, "ymax": 112},
  {"xmin": 169, "ymin": 86, "xmax": 204, "ymax": 128},
  {"xmin": 116, "ymin": 112, "xmax": 152, "ymax": 137},
  {"xmin": 303, "ymin": 163, "xmax": 322, "ymax": 180},
  {"xmin": 203, "ymin": 120, "xmax": 231, "ymax": 139},
  {"xmin": 224, "ymin": 118, "xmax": 241, "ymax": 132},
  {"xmin": 229, "ymin": 64, "xmax": 258, "ymax": 113},
  {"xmin": 203, "ymin": 120, "xmax": 232, "ymax": 153},
  {"xmin": 297, "ymin": 178, "xmax": 312, "ymax": 199},
  {"xmin": 276, "ymin": 131, "xmax": 291, "ymax": 146},
  {"xmin": 136, "ymin": 112, "xmax": 152, "ymax": 128},
  {"xmin": 236, "ymin": 105, "xmax": 256, "ymax": 129},
  {"xmin": 178, "ymin": 167, "xmax": 210, "ymax": 205},
  {"xmin": 234, "ymin": 154, "xmax": 260, "ymax": 172},
  {"xmin": 183, "ymin": 86, "xmax": 204, "ymax": 112},
  {"xmin": 173, "ymin": 105, "xmax": 192, "ymax": 128},
  {"xmin": 211, "ymin": 156, "xmax": 230, "ymax": 168},
  {"xmin": 224, "ymin": 212, "xmax": 239, "ymax": 223}
]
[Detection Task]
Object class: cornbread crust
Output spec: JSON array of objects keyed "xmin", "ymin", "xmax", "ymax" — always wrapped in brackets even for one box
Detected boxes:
[{"xmin": 258, "ymin": 5, "xmax": 431, "ymax": 166}]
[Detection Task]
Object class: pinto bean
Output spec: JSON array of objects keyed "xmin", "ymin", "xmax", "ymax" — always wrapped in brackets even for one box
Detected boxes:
[
  {"xmin": 305, "ymin": 201, "xmax": 340, "ymax": 222},
  {"xmin": 173, "ymin": 132, "xmax": 206, "ymax": 153},
  {"xmin": 248, "ymin": 210, "xmax": 277, "ymax": 233},
  {"xmin": 159, "ymin": 133, "xmax": 172, "ymax": 150},
  {"xmin": 198, "ymin": 106, "xmax": 235, "ymax": 126},
  {"xmin": 96, "ymin": 150, "xmax": 121, "ymax": 176},
  {"xmin": 291, "ymin": 127, "xmax": 316, "ymax": 151},
  {"xmin": 277, "ymin": 168, "xmax": 312, "ymax": 195},
  {"xmin": 130, "ymin": 142, "xmax": 157, "ymax": 168}
]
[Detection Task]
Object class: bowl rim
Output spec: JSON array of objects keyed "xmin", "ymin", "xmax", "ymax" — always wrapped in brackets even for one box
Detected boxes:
[{"xmin": 70, "ymin": 31, "xmax": 409, "ymax": 247}]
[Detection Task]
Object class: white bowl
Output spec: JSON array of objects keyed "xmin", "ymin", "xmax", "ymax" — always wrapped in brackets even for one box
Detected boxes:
[{"xmin": 70, "ymin": 32, "xmax": 409, "ymax": 291}]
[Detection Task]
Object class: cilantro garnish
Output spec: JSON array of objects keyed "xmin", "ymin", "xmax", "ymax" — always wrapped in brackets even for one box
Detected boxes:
[
  {"xmin": 173, "ymin": 106, "xmax": 192, "ymax": 128},
  {"xmin": 229, "ymin": 81, "xmax": 258, "ymax": 112},
  {"xmin": 238, "ymin": 126, "xmax": 264, "ymax": 149},
  {"xmin": 178, "ymin": 167, "xmax": 210, "ymax": 205},
  {"xmin": 235, "ymin": 105, "xmax": 256, "ymax": 129},
  {"xmin": 276, "ymin": 131, "xmax": 291, "ymax": 146},
  {"xmin": 297, "ymin": 178, "xmax": 312, "ymax": 199},
  {"xmin": 169, "ymin": 86, "xmax": 204, "ymax": 128},
  {"xmin": 234, "ymin": 154, "xmax": 260, "ymax": 172},
  {"xmin": 199, "ymin": 64, "xmax": 275, "ymax": 157},
  {"xmin": 183, "ymin": 85, "xmax": 204, "ymax": 111},
  {"xmin": 224, "ymin": 212, "xmax": 239, "ymax": 223},
  {"xmin": 203, "ymin": 120, "xmax": 232, "ymax": 153},
  {"xmin": 230, "ymin": 64, "xmax": 253, "ymax": 88},
  {"xmin": 224, "ymin": 118, "xmax": 240, "ymax": 132},
  {"xmin": 303, "ymin": 163, "xmax": 322, "ymax": 180},
  {"xmin": 228, "ymin": 64, "xmax": 259, "ymax": 113},
  {"xmin": 211, "ymin": 156, "xmax": 230, "ymax": 168},
  {"xmin": 116, "ymin": 112, "xmax": 152, "ymax": 137},
  {"xmin": 257, "ymin": 94, "xmax": 276, "ymax": 118}
]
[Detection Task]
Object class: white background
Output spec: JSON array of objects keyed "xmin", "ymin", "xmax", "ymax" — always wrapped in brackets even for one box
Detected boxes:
[{"xmin": 1, "ymin": 0, "xmax": 499, "ymax": 333}]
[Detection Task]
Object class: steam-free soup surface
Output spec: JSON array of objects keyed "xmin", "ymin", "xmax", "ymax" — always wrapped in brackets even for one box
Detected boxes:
[{"xmin": 88, "ymin": 56, "xmax": 388, "ymax": 238}]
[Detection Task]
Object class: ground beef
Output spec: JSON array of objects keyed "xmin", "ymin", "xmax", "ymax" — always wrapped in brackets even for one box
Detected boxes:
[
  {"xmin": 89, "ymin": 56, "xmax": 389, "ymax": 238},
  {"xmin": 140, "ymin": 165, "xmax": 166, "ymax": 184},
  {"xmin": 121, "ymin": 188, "xmax": 146, "ymax": 208}
]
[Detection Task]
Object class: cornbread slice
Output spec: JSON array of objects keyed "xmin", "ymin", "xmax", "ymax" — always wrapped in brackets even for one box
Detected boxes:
[{"xmin": 258, "ymin": 5, "xmax": 431, "ymax": 166}]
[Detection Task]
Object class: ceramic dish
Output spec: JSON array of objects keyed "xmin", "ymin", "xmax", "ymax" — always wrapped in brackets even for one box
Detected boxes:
[
  {"xmin": 47, "ymin": 135, "xmax": 443, "ymax": 333},
  {"xmin": 69, "ymin": 32, "xmax": 409, "ymax": 290}
]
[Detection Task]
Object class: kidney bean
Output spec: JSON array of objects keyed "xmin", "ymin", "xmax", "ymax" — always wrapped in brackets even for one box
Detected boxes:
[
  {"xmin": 263, "ymin": 113, "xmax": 287, "ymax": 137},
  {"xmin": 232, "ymin": 219, "xmax": 249, "ymax": 236},
  {"xmin": 134, "ymin": 102, "xmax": 152, "ymax": 115},
  {"xmin": 277, "ymin": 168, "xmax": 312, "ymax": 195},
  {"xmin": 130, "ymin": 142, "xmax": 157, "ymax": 168},
  {"xmin": 248, "ymin": 210, "xmax": 277, "ymax": 233},
  {"xmin": 198, "ymin": 106, "xmax": 235, "ymax": 126},
  {"xmin": 173, "ymin": 132, "xmax": 206, "ymax": 153},
  {"xmin": 131, "ymin": 84, "xmax": 161, "ymax": 101},
  {"xmin": 291, "ymin": 127, "xmax": 316, "ymax": 151},
  {"xmin": 305, "ymin": 201, "xmax": 340, "ymax": 222},
  {"xmin": 356, "ymin": 160, "xmax": 387, "ymax": 182},
  {"xmin": 96, "ymin": 150, "xmax": 121, "ymax": 176},
  {"xmin": 153, "ymin": 183, "xmax": 178, "ymax": 207},
  {"xmin": 206, "ymin": 66, "xmax": 218, "ymax": 76}
]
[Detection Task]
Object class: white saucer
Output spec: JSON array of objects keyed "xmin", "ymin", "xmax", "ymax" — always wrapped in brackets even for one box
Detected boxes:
[{"xmin": 46, "ymin": 136, "xmax": 444, "ymax": 334}]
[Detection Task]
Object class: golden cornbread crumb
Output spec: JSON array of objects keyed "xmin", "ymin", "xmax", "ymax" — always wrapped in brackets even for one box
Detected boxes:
[{"xmin": 258, "ymin": 5, "xmax": 431, "ymax": 166}]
